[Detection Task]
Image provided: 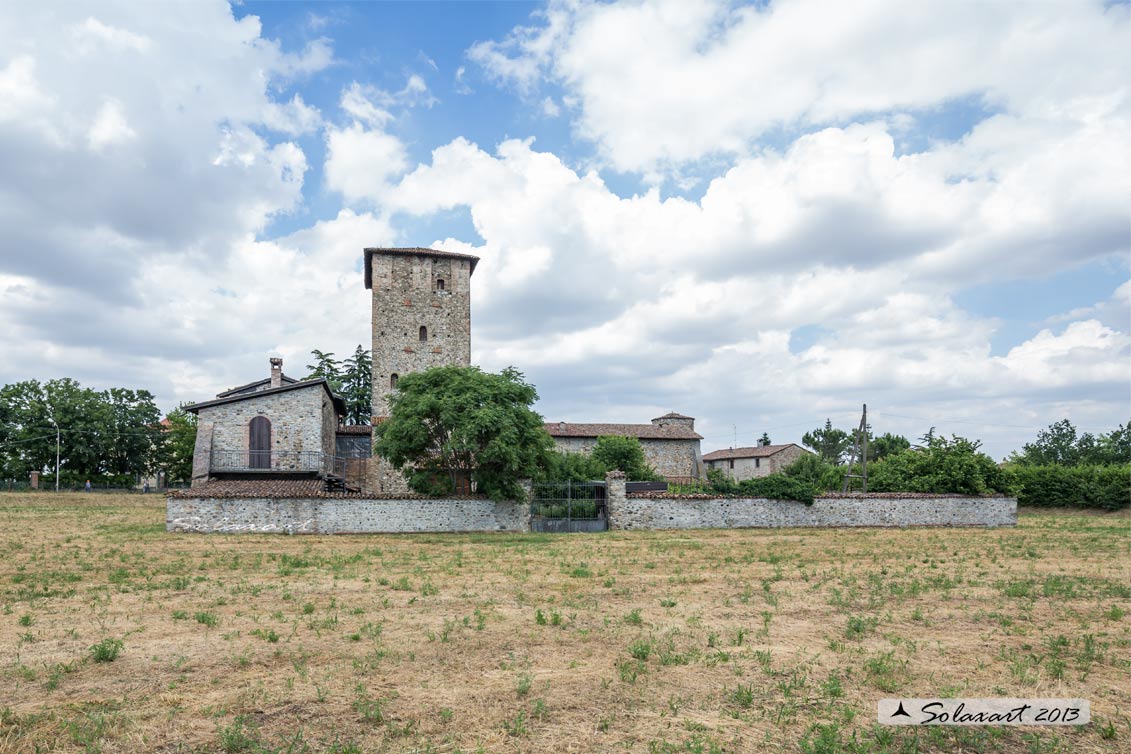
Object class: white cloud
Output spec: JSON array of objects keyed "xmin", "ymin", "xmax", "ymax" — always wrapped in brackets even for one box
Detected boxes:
[
  {"xmin": 262, "ymin": 93, "xmax": 322, "ymax": 135},
  {"xmin": 87, "ymin": 99, "xmax": 136, "ymax": 150},
  {"xmin": 69, "ymin": 17, "xmax": 153, "ymax": 55},
  {"xmin": 324, "ymin": 123, "xmax": 408, "ymax": 204},
  {"xmin": 472, "ymin": 0, "xmax": 1130, "ymax": 174},
  {"xmin": 541, "ymin": 96, "xmax": 561, "ymax": 117}
]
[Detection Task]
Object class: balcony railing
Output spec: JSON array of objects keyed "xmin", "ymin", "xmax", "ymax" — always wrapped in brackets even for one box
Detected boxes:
[{"xmin": 210, "ymin": 449, "xmax": 326, "ymax": 473}]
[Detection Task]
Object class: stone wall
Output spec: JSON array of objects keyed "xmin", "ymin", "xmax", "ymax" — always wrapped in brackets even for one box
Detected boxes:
[
  {"xmin": 710, "ymin": 445, "xmax": 808, "ymax": 481},
  {"xmin": 370, "ymin": 253, "xmax": 472, "ymax": 418},
  {"xmin": 606, "ymin": 474, "xmax": 1015, "ymax": 529},
  {"xmin": 167, "ymin": 496, "xmax": 530, "ymax": 534},
  {"xmin": 552, "ymin": 436, "xmax": 701, "ymax": 479},
  {"xmin": 199, "ymin": 386, "xmax": 327, "ymax": 462}
]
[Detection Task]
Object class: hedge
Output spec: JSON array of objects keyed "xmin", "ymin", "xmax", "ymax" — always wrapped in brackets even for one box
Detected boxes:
[{"xmin": 1009, "ymin": 464, "xmax": 1130, "ymax": 511}]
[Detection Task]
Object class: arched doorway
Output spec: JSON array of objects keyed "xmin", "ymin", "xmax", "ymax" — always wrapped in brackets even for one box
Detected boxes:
[{"xmin": 249, "ymin": 416, "xmax": 271, "ymax": 469}]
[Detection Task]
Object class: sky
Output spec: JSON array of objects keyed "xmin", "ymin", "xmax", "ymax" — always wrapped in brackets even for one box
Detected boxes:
[{"xmin": 0, "ymin": 0, "xmax": 1128, "ymax": 460}]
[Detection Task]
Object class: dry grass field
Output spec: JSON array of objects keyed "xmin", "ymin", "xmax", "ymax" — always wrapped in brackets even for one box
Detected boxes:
[{"xmin": 0, "ymin": 492, "xmax": 1128, "ymax": 754}]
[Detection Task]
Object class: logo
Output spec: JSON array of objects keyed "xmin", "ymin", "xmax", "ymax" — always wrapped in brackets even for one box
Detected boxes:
[{"xmin": 878, "ymin": 699, "xmax": 1089, "ymax": 726}]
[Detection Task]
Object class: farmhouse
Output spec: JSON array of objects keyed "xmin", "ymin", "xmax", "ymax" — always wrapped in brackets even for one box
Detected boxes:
[
  {"xmin": 701, "ymin": 443, "xmax": 810, "ymax": 481},
  {"xmin": 185, "ymin": 358, "xmax": 346, "ymax": 487},
  {"xmin": 545, "ymin": 412, "xmax": 704, "ymax": 482}
]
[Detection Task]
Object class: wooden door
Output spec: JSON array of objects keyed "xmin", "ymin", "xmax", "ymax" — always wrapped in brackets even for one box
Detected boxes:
[{"xmin": 249, "ymin": 416, "xmax": 271, "ymax": 469}]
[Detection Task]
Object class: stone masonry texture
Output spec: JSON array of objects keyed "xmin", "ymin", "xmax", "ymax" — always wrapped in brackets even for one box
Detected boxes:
[
  {"xmin": 604, "ymin": 474, "xmax": 1016, "ymax": 529},
  {"xmin": 553, "ymin": 436, "xmax": 701, "ymax": 479},
  {"xmin": 370, "ymin": 252, "xmax": 472, "ymax": 418},
  {"xmin": 367, "ymin": 250, "xmax": 473, "ymax": 494},
  {"xmin": 192, "ymin": 384, "xmax": 334, "ymax": 483},
  {"xmin": 167, "ymin": 496, "xmax": 530, "ymax": 534}
]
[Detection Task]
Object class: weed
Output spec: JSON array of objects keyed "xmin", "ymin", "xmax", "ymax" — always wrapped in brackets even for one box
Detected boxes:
[
  {"xmin": 625, "ymin": 608, "xmax": 644, "ymax": 626},
  {"xmin": 194, "ymin": 611, "xmax": 219, "ymax": 627},
  {"xmin": 89, "ymin": 637, "xmax": 123, "ymax": 663}
]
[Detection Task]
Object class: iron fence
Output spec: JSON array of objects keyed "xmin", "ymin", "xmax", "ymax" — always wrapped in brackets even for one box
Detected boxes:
[{"xmin": 532, "ymin": 481, "xmax": 606, "ymax": 517}]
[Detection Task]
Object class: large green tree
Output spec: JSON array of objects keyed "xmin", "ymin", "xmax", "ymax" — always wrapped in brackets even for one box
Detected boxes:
[
  {"xmin": 161, "ymin": 406, "xmax": 198, "ymax": 484},
  {"xmin": 373, "ymin": 366, "xmax": 553, "ymax": 500},
  {"xmin": 590, "ymin": 435, "xmax": 661, "ymax": 481},
  {"xmin": 1010, "ymin": 419, "xmax": 1131, "ymax": 466},
  {"xmin": 802, "ymin": 419, "xmax": 852, "ymax": 464},
  {"xmin": 0, "ymin": 378, "xmax": 163, "ymax": 481},
  {"xmin": 307, "ymin": 346, "xmax": 372, "ymax": 425}
]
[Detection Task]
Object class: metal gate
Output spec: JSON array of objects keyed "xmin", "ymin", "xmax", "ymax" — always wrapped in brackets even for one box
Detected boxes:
[{"xmin": 530, "ymin": 481, "xmax": 608, "ymax": 533}]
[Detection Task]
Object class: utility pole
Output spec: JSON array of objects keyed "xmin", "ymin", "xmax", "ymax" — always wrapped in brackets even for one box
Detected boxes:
[
  {"xmin": 52, "ymin": 419, "xmax": 60, "ymax": 492},
  {"xmin": 841, "ymin": 404, "xmax": 868, "ymax": 493}
]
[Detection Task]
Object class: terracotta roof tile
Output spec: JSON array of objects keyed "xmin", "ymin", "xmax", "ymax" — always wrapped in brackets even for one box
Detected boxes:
[
  {"xmin": 169, "ymin": 479, "xmax": 486, "ymax": 500},
  {"xmin": 337, "ymin": 424, "xmax": 373, "ymax": 435},
  {"xmin": 545, "ymin": 422, "xmax": 702, "ymax": 441},
  {"xmin": 701, "ymin": 444, "xmax": 808, "ymax": 462}
]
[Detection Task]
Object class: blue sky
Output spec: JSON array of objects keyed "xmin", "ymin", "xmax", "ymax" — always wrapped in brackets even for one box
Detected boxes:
[{"xmin": 0, "ymin": 0, "xmax": 1128, "ymax": 460}]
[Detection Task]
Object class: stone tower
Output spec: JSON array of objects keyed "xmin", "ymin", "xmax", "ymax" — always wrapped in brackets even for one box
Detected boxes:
[{"xmin": 363, "ymin": 246, "xmax": 479, "ymax": 419}]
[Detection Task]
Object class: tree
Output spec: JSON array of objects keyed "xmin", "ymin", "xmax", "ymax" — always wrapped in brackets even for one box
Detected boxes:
[
  {"xmin": 758, "ymin": 432, "xmax": 772, "ymax": 447},
  {"xmin": 374, "ymin": 366, "xmax": 553, "ymax": 500},
  {"xmin": 102, "ymin": 388, "xmax": 162, "ymax": 475},
  {"xmin": 782, "ymin": 452, "xmax": 843, "ymax": 492},
  {"xmin": 590, "ymin": 435, "xmax": 661, "ymax": 481},
  {"xmin": 1010, "ymin": 419, "xmax": 1131, "ymax": 466},
  {"xmin": 802, "ymin": 419, "xmax": 852, "ymax": 464},
  {"xmin": 340, "ymin": 345, "xmax": 373, "ymax": 425},
  {"xmin": 162, "ymin": 406, "xmax": 198, "ymax": 484},
  {"xmin": 869, "ymin": 434, "xmax": 1013, "ymax": 495},
  {"xmin": 537, "ymin": 449, "xmax": 608, "ymax": 482},
  {"xmin": 305, "ymin": 350, "xmax": 343, "ymax": 392},
  {"xmin": 869, "ymin": 432, "xmax": 910, "ymax": 462}
]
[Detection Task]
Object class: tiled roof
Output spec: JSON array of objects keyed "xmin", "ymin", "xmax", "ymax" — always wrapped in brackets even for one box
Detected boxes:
[
  {"xmin": 702, "ymin": 444, "xmax": 807, "ymax": 462},
  {"xmin": 216, "ymin": 375, "xmax": 298, "ymax": 398},
  {"xmin": 654, "ymin": 412, "xmax": 695, "ymax": 420},
  {"xmin": 545, "ymin": 422, "xmax": 702, "ymax": 441},
  {"xmin": 184, "ymin": 378, "xmax": 346, "ymax": 416},
  {"xmin": 168, "ymin": 479, "xmax": 484, "ymax": 500},
  {"xmin": 364, "ymin": 247, "xmax": 480, "ymax": 288},
  {"xmin": 337, "ymin": 424, "xmax": 373, "ymax": 435}
]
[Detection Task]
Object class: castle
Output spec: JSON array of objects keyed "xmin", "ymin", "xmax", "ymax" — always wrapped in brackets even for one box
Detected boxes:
[{"xmin": 186, "ymin": 247, "xmax": 702, "ymax": 494}]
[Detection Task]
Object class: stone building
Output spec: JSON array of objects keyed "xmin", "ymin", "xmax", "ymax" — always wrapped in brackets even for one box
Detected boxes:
[
  {"xmin": 186, "ymin": 358, "xmax": 345, "ymax": 487},
  {"xmin": 701, "ymin": 444, "xmax": 810, "ymax": 482},
  {"xmin": 544, "ymin": 413, "xmax": 704, "ymax": 482},
  {"xmin": 364, "ymin": 246, "xmax": 479, "ymax": 492}
]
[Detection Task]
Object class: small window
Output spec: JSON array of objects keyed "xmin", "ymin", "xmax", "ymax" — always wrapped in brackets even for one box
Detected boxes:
[
  {"xmin": 436, "ymin": 278, "xmax": 445, "ymax": 291},
  {"xmin": 755, "ymin": 458, "xmax": 760, "ymax": 468},
  {"xmin": 390, "ymin": 373, "xmax": 398, "ymax": 389},
  {"xmin": 419, "ymin": 326, "xmax": 427, "ymax": 342},
  {"xmin": 728, "ymin": 459, "xmax": 734, "ymax": 469}
]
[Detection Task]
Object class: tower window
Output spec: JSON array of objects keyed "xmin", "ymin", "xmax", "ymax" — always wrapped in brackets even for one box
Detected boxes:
[
  {"xmin": 390, "ymin": 373, "xmax": 398, "ymax": 389},
  {"xmin": 436, "ymin": 278, "xmax": 445, "ymax": 291},
  {"xmin": 419, "ymin": 326, "xmax": 427, "ymax": 342}
]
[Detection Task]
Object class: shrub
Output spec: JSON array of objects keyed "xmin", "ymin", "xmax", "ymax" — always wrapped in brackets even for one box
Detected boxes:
[
  {"xmin": 1009, "ymin": 464, "xmax": 1130, "ymax": 510},
  {"xmin": 868, "ymin": 435, "xmax": 1013, "ymax": 495},
  {"xmin": 782, "ymin": 453, "xmax": 843, "ymax": 492},
  {"xmin": 735, "ymin": 475, "xmax": 817, "ymax": 505},
  {"xmin": 591, "ymin": 436, "xmax": 662, "ymax": 482}
]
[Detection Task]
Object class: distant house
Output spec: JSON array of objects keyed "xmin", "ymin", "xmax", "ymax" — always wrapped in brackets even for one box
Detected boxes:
[
  {"xmin": 701, "ymin": 444, "xmax": 810, "ymax": 481},
  {"xmin": 544, "ymin": 412, "xmax": 703, "ymax": 482},
  {"xmin": 186, "ymin": 358, "xmax": 346, "ymax": 487}
]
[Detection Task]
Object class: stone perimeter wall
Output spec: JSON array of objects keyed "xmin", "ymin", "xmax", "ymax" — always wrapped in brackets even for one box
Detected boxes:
[
  {"xmin": 167, "ymin": 497, "xmax": 530, "ymax": 534},
  {"xmin": 605, "ymin": 482, "xmax": 1016, "ymax": 530}
]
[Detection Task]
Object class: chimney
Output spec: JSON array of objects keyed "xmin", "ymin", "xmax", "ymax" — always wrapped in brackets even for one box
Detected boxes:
[{"xmin": 270, "ymin": 357, "xmax": 283, "ymax": 388}]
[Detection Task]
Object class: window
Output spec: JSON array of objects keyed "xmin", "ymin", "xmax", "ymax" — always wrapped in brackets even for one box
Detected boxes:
[
  {"xmin": 728, "ymin": 459, "xmax": 734, "ymax": 469},
  {"xmin": 755, "ymin": 458, "xmax": 760, "ymax": 468},
  {"xmin": 419, "ymin": 326, "xmax": 427, "ymax": 341},
  {"xmin": 390, "ymin": 373, "xmax": 398, "ymax": 389},
  {"xmin": 436, "ymin": 278, "xmax": 445, "ymax": 291}
]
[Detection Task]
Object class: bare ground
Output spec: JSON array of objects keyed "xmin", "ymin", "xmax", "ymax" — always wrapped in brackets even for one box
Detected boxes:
[{"xmin": 0, "ymin": 492, "xmax": 1128, "ymax": 753}]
